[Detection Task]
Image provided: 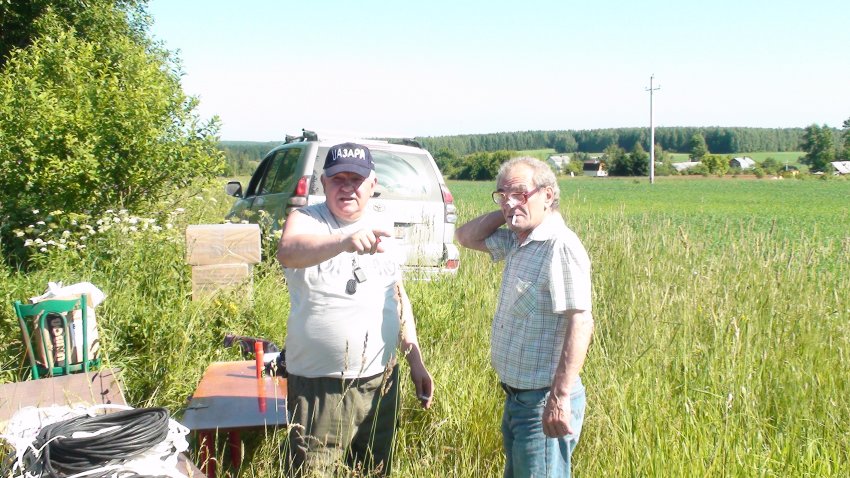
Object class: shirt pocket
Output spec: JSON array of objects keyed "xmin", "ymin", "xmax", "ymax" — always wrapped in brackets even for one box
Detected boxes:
[{"xmin": 511, "ymin": 278, "xmax": 537, "ymax": 319}]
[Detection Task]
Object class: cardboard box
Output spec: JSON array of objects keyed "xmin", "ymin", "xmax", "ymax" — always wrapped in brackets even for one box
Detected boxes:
[
  {"xmin": 192, "ymin": 263, "xmax": 253, "ymax": 300},
  {"xmin": 28, "ymin": 283, "xmax": 104, "ymax": 369},
  {"xmin": 31, "ymin": 294, "xmax": 100, "ymax": 368},
  {"xmin": 186, "ymin": 224, "xmax": 261, "ymax": 265}
]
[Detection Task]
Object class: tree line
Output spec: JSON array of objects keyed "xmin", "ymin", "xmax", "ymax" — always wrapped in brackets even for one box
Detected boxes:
[
  {"xmin": 221, "ymin": 123, "xmax": 849, "ymax": 179},
  {"xmin": 414, "ymin": 127, "xmax": 808, "ymax": 157}
]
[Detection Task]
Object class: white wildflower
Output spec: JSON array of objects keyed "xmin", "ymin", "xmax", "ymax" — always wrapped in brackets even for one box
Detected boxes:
[
  {"xmin": 58, "ymin": 244, "xmax": 67, "ymax": 250},
  {"xmin": 32, "ymin": 209, "xmax": 40, "ymax": 214},
  {"xmin": 39, "ymin": 247, "xmax": 47, "ymax": 252},
  {"xmin": 36, "ymin": 221, "xmax": 45, "ymax": 225},
  {"xmin": 24, "ymin": 239, "xmax": 34, "ymax": 247},
  {"xmin": 62, "ymin": 230, "xmax": 71, "ymax": 238},
  {"xmin": 15, "ymin": 231, "xmax": 24, "ymax": 237}
]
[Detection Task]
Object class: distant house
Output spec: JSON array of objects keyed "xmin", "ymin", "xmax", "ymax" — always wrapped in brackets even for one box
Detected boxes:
[
  {"xmin": 548, "ymin": 155, "xmax": 570, "ymax": 173},
  {"xmin": 729, "ymin": 156, "xmax": 756, "ymax": 169},
  {"xmin": 583, "ymin": 160, "xmax": 607, "ymax": 177},
  {"xmin": 830, "ymin": 161, "xmax": 850, "ymax": 175},
  {"xmin": 672, "ymin": 161, "xmax": 701, "ymax": 173}
]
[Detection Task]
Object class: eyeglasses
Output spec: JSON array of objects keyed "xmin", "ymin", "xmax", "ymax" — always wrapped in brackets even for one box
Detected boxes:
[{"xmin": 491, "ymin": 186, "xmax": 541, "ymax": 206}]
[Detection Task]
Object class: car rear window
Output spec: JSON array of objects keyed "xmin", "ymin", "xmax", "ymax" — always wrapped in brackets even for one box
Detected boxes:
[{"xmin": 311, "ymin": 146, "xmax": 441, "ymax": 201}]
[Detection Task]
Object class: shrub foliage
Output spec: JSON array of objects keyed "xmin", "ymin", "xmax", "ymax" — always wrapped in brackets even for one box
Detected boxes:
[{"xmin": 0, "ymin": 3, "xmax": 223, "ymax": 257}]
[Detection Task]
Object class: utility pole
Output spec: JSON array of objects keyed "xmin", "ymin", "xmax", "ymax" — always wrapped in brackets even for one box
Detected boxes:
[{"xmin": 646, "ymin": 74, "xmax": 660, "ymax": 184}]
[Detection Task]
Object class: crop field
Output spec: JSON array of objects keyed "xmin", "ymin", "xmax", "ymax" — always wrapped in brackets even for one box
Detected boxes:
[
  {"xmin": 668, "ymin": 151, "xmax": 805, "ymax": 166},
  {"xmin": 2, "ymin": 175, "xmax": 849, "ymax": 477}
]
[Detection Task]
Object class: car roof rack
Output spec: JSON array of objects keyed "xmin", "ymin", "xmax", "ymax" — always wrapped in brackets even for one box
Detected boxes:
[
  {"xmin": 284, "ymin": 129, "xmax": 319, "ymax": 144},
  {"xmin": 387, "ymin": 138, "xmax": 423, "ymax": 149}
]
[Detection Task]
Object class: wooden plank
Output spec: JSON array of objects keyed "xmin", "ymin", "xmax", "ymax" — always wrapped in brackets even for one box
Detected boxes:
[
  {"xmin": 0, "ymin": 370, "xmax": 205, "ymax": 478},
  {"xmin": 191, "ymin": 263, "xmax": 253, "ymax": 300},
  {"xmin": 186, "ymin": 224, "xmax": 261, "ymax": 266},
  {"xmin": 0, "ymin": 368, "xmax": 125, "ymax": 424}
]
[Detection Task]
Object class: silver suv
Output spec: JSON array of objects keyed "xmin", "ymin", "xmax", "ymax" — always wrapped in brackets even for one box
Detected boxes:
[{"xmin": 225, "ymin": 130, "xmax": 460, "ymax": 277}]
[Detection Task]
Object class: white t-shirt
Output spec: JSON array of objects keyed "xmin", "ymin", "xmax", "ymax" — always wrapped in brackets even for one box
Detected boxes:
[{"xmin": 283, "ymin": 203, "xmax": 402, "ymax": 379}]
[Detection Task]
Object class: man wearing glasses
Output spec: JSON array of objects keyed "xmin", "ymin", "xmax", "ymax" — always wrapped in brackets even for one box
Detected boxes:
[{"xmin": 455, "ymin": 156, "xmax": 593, "ymax": 478}]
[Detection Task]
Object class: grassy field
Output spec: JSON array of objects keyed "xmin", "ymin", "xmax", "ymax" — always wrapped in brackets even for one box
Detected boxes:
[
  {"xmin": 2, "ymin": 176, "xmax": 849, "ymax": 476},
  {"xmin": 668, "ymin": 151, "xmax": 805, "ymax": 165}
]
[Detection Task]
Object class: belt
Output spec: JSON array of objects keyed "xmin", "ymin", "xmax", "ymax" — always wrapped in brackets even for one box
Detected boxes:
[{"xmin": 500, "ymin": 382, "xmax": 546, "ymax": 395}]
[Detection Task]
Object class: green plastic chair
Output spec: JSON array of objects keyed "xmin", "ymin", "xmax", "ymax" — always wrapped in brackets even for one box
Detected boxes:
[{"xmin": 13, "ymin": 294, "xmax": 101, "ymax": 379}]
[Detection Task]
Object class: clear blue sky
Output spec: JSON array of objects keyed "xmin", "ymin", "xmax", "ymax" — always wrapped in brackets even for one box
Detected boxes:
[{"xmin": 147, "ymin": 0, "xmax": 850, "ymax": 141}]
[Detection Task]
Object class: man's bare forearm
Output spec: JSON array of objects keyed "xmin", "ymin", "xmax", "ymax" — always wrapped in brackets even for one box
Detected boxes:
[
  {"xmin": 278, "ymin": 232, "xmax": 345, "ymax": 268},
  {"xmin": 455, "ymin": 211, "xmax": 505, "ymax": 252},
  {"xmin": 550, "ymin": 310, "xmax": 594, "ymax": 398}
]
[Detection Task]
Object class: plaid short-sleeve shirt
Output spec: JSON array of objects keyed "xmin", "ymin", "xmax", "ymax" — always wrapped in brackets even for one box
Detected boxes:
[{"xmin": 485, "ymin": 213, "xmax": 592, "ymax": 390}]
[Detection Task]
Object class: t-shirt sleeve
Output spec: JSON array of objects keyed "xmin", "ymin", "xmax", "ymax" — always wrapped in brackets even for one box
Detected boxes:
[
  {"xmin": 549, "ymin": 237, "xmax": 592, "ymax": 313},
  {"xmin": 484, "ymin": 228, "xmax": 514, "ymax": 262}
]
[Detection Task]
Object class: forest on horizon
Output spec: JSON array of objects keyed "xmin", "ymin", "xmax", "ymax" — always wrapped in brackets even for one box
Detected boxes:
[{"xmin": 219, "ymin": 126, "xmax": 813, "ymax": 175}]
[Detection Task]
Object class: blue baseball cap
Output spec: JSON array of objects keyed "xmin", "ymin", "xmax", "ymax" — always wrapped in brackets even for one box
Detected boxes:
[{"xmin": 323, "ymin": 142, "xmax": 375, "ymax": 177}]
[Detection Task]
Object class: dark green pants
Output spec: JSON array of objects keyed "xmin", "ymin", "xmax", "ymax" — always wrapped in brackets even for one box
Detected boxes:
[{"xmin": 286, "ymin": 366, "xmax": 399, "ymax": 477}]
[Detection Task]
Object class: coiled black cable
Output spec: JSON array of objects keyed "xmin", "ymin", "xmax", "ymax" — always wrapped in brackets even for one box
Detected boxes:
[{"xmin": 24, "ymin": 407, "xmax": 172, "ymax": 478}]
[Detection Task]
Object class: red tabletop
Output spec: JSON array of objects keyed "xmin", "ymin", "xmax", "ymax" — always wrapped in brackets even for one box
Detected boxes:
[{"xmin": 181, "ymin": 361, "xmax": 288, "ymax": 432}]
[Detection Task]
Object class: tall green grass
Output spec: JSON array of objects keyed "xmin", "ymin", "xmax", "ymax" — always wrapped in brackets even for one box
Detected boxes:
[{"xmin": 2, "ymin": 176, "xmax": 848, "ymax": 476}]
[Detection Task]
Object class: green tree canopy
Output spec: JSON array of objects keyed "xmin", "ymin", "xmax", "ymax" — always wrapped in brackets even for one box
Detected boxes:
[
  {"xmin": 760, "ymin": 157, "xmax": 781, "ymax": 175},
  {"xmin": 701, "ymin": 154, "xmax": 729, "ymax": 176},
  {"xmin": 552, "ymin": 133, "xmax": 578, "ymax": 153},
  {"xmin": 0, "ymin": 2, "xmax": 222, "ymax": 255},
  {"xmin": 689, "ymin": 133, "xmax": 709, "ymax": 161},
  {"xmin": 603, "ymin": 144, "xmax": 627, "ymax": 175},
  {"xmin": 800, "ymin": 124, "xmax": 835, "ymax": 172},
  {"xmin": 0, "ymin": 0, "xmax": 148, "ymax": 67}
]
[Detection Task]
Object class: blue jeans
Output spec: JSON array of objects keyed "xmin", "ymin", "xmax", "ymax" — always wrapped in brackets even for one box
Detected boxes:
[{"xmin": 501, "ymin": 379, "xmax": 586, "ymax": 478}]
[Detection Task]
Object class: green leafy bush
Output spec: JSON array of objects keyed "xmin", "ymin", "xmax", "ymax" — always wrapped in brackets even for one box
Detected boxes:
[{"xmin": 0, "ymin": 9, "xmax": 223, "ymax": 258}]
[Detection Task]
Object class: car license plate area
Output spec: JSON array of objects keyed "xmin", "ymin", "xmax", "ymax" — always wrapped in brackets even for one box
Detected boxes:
[{"xmin": 394, "ymin": 223, "xmax": 412, "ymax": 243}]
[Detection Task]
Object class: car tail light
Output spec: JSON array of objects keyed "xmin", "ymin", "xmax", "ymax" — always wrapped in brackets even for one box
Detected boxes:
[
  {"xmin": 445, "ymin": 259, "xmax": 459, "ymax": 270},
  {"xmin": 287, "ymin": 175, "xmax": 310, "ymax": 209},
  {"xmin": 294, "ymin": 175, "xmax": 309, "ymax": 196},
  {"xmin": 440, "ymin": 184, "xmax": 457, "ymax": 224}
]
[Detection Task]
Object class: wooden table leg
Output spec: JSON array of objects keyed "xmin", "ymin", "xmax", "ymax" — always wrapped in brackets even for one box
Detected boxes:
[{"xmin": 198, "ymin": 431, "xmax": 216, "ymax": 478}]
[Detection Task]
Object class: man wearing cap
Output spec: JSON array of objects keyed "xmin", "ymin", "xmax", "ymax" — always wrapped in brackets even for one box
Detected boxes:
[
  {"xmin": 277, "ymin": 142, "xmax": 433, "ymax": 476},
  {"xmin": 455, "ymin": 156, "xmax": 593, "ymax": 478}
]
